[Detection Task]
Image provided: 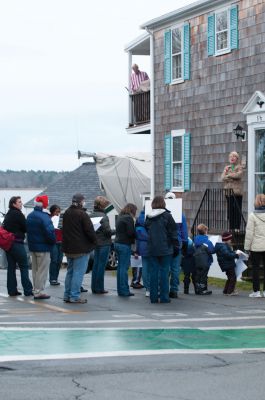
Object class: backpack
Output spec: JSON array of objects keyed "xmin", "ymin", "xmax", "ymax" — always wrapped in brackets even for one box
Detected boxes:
[
  {"xmin": 0, "ymin": 226, "xmax": 15, "ymax": 251},
  {"xmin": 194, "ymin": 244, "xmax": 209, "ymax": 269}
]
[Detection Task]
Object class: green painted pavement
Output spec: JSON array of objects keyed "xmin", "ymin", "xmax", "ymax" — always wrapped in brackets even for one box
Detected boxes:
[{"xmin": 1, "ymin": 328, "xmax": 265, "ymax": 356}]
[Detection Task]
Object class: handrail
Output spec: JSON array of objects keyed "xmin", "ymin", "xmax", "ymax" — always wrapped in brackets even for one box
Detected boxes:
[{"xmin": 191, "ymin": 189, "xmax": 246, "ymax": 249}]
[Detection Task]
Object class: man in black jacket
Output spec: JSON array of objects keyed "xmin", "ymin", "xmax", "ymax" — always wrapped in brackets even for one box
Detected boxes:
[
  {"xmin": 3, "ymin": 196, "xmax": 33, "ymax": 296},
  {"xmin": 62, "ymin": 193, "xmax": 97, "ymax": 303}
]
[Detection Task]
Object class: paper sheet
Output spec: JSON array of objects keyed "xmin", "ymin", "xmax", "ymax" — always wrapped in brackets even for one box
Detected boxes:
[
  {"xmin": 235, "ymin": 259, "xmax": 248, "ymax": 278},
  {"xmin": 91, "ymin": 217, "xmax": 102, "ymax": 231},
  {"xmin": 130, "ymin": 255, "xmax": 142, "ymax": 268}
]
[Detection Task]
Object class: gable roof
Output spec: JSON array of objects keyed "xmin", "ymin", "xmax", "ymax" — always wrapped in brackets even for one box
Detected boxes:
[
  {"xmin": 24, "ymin": 162, "xmax": 105, "ymax": 212},
  {"xmin": 140, "ymin": 0, "xmax": 230, "ymax": 31},
  {"xmin": 242, "ymin": 91, "xmax": 265, "ymax": 115}
]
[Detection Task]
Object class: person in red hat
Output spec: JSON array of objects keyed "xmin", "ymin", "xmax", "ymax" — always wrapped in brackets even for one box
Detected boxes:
[{"xmin": 26, "ymin": 195, "xmax": 56, "ymax": 299}]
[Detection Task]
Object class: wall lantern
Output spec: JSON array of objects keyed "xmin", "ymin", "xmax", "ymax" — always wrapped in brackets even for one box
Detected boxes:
[{"xmin": 233, "ymin": 124, "xmax": 246, "ymax": 141}]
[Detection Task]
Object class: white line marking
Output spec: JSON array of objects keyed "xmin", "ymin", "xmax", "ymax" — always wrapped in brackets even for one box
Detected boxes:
[
  {"xmin": 204, "ymin": 312, "xmax": 221, "ymax": 316},
  {"xmin": 236, "ymin": 310, "xmax": 265, "ymax": 314},
  {"xmin": 162, "ymin": 316, "xmax": 265, "ymax": 323},
  {"xmin": 152, "ymin": 313, "xmax": 188, "ymax": 317},
  {"xmin": 112, "ymin": 314, "xmax": 144, "ymax": 318},
  {"xmin": 0, "ymin": 319, "xmax": 154, "ymax": 325},
  {"xmin": 1, "ymin": 348, "xmax": 265, "ymax": 362},
  {"xmin": 200, "ymin": 325, "xmax": 265, "ymax": 331}
]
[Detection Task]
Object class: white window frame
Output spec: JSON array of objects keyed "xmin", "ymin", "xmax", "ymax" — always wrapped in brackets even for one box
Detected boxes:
[
  {"xmin": 254, "ymin": 128, "xmax": 265, "ymax": 197},
  {"xmin": 171, "ymin": 24, "xmax": 184, "ymax": 84},
  {"xmin": 215, "ymin": 6, "xmax": 231, "ymax": 56},
  {"xmin": 171, "ymin": 129, "xmax": 185, "ymax": 192}
]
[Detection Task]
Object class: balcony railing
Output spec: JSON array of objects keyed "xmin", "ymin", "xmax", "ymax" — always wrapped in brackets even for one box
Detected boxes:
[{"xmin": 129, "ymin": 91, "xmax": 150, "ymax": 126}]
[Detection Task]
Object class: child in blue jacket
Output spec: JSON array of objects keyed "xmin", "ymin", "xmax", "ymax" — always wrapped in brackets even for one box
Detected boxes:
[
  {"xmin": 193, "ymin": 224, "xmax": 214, "ymax": 295},
  {"xmin": 215, "ymin": 231, "xmax": 239, "ymax": 295},
  {"xmin": 181, "ymin": 237, "xmax": 196, "ymax": 294}
]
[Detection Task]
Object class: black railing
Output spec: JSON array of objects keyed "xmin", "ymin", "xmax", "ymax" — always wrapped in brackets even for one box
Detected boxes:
[
  {"xmin": 191, "ymin": 189, "xmax": 246, "ymax": 250},
  {"xmin": 129, "ymin": 91, "xmax": 150, "ymax": 126}
]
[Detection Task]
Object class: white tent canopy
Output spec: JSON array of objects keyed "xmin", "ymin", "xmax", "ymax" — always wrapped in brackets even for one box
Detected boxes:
[{"xmin": 79, "ymin": 152, "xmax": 151, "ymax": 213}]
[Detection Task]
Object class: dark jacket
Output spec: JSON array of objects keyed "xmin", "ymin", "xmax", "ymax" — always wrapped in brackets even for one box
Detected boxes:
[
  {"xmin": 181, "ymin": 238, "xmax": 196, "ymax": 273},
  {"xmin": 194, "ymin": 234, "xmax": 214, "ymax": 267},
  {"xmin": 145, "ymin": 209, "xmax": 179, "ymax": 257},
  {"xmin": 115, "ymin": 213, "xmax": 136, "ymax": 245},
  {"xmin": 135, "ymin": 210, "xmax": 148, "ymax": 257},
  {"xmin": 215, "ymin": 242, "xmax": 238, "ymax": 272},
  {"xmin": 62, "ymin": 205, "xmax": 97, "ymax": 254},
  {"xmin": 89, "ymin": 210, "xmax": 113, "ymax": 247},
  {"xmin": 26, "ymin": 207, "xmax": 56, "ymax": 252},
  {"xmin": 3, "ymin": 207, "xmax": 27, "ymax": 242}
]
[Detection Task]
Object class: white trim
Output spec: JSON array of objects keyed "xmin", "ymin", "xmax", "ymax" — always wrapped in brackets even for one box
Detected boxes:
[
  {"xmin": 171, "ymin": 129, "xmax": 185, "ymax": 191},
  {"xmin": 171, "ymin": 24, "xmax": 184, "ymax": 83},
  {"xmin": 126, "ymin": 123, "xmax": 151, "ymax": 135},
  {"xmin": 214, "ymin": 6, "xmax": 231, "ymax": 56}
]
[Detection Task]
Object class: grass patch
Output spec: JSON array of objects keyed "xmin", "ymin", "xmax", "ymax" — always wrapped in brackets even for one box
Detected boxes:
[{"xmin": 208, "ymin": 276, "xmax": 252, "ymax": 291}]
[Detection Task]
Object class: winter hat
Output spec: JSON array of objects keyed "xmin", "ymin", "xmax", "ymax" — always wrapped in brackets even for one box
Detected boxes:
[
  {"xmin": 35, "ymin": 195, "xmax": 49, "ymax": 209},
  {"xmin": 164, "ymin": 192, "xmax": 176, "ymax": 199},
  {"xmin": 72, "ymin": 193, "xmax": 85, "ymax": 204},
  {"xmin": 222, "ymin": 231, "xmax": 233, "ymax": 242}
]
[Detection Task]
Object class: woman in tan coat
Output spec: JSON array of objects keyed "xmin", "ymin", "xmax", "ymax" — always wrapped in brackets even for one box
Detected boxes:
[
  {"xmin": 221, "ymin": 151, "xmax": 243, "ymax": 230},
  {"xmin": 244, "ymin": 194, "xmax": 265, "ymax": 298}
]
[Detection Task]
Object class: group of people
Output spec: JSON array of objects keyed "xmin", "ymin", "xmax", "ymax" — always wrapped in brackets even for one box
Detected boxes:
[{"xmin": 1, "ymin": 151, "xmax": 265, "ymax": 304}]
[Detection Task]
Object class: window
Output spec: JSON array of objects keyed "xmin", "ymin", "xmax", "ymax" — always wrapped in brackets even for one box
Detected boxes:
[
  {"xmin": 164, "ymin": 23, "xmax": 190, "ymax": 84},
  {"xmin": 164, "ymin": 130, "xmax": 191, "ymax": 192},
  {"xmin": 208, "ymin": 5, "xmax": 238, "ymax": 57},
  {"xmin": 215, "ymin": 9, "xmax": 229, "ymax": 54},
  {"xmin": 255, "ymin": 129, "xmax": 265, "ymax": 195},
  {"xmin": 172, "ymin": 134, "xmax": 183, "ymax": 188},
  {"xmin": 172, "ymin": 27, "xmax": 182, "ymax": 81}
]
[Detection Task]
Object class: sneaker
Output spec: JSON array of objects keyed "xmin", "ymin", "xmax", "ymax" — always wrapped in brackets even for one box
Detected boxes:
[
  {"xmin": 34, "ymin": 294, "xmax": 50, "ymax": 300},
  {"xmin": 169, "ymin": 291, "xmax": 178, "ymax": 298},
  {"xmin": 69, "ymin": 298, "xmax": 87, "ymax": 304},
  {"xmin": 249, "ymin": 291, "xmax": 262, "ymax": 298},
  {"xmin": 50, "ymin": 280, "xmax": 60, "ymax": 286},
  {"xmin": 201, "ymin": 290, "xmax": 212, "ymax": 295},
  {"xmin": 132, "ymin": 282, "xmax": 144, "ymax": 289},
  {"xmin": 80, "ymin": 286, "xmax": 88, "ymax": 293},
  {"xmin": 9, "ymin": 291, "xmax": 22, "ymax": 296},
  {"xmin": 228, "ymin": 290, "xmax": 239, "ymax": 296},
  {"xmin": 145, "ymin": 290, "xmax": 150, "ymax": 297}
]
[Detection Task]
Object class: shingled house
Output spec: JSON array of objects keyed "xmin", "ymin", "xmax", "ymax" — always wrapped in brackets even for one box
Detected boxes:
[
  {"xmin": 24, "ymin": 162, "xmax": 106, "ymax": 213},
  {"xmin": 125, "ymin": 0, "xmax": 265, "ymax": 231}
]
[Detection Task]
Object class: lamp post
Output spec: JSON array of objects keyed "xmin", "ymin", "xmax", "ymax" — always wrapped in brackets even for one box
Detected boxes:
[{"xmin": 233, "ymin": 124, "xmax": 246, "ymax": 141}]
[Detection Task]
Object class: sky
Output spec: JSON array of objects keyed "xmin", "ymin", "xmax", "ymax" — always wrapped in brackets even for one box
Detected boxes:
[{"xmin": 0, "ymin": 0, "xmax": 197, "ymax": 171}]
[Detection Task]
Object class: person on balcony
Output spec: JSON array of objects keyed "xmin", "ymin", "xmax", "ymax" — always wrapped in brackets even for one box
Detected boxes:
[
  {"xmin": 130, "ymin": 64, "xmax": 149, "ymax": 93},
  {"xmin": 221, "ymin": 151, "xmax": 243, "ymax": 230}
]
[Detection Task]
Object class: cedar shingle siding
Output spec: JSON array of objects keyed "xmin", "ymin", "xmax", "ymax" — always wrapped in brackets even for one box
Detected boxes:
[{"xmin": 154, "ymin": 0, "xmax": 265, "ymax": 228}]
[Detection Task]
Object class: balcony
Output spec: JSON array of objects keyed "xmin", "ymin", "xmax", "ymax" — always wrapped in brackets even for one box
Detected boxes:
[
  {"xmin": 125, "ymin": 32, "xmax": 151, "ymax": 135},
  {"xmin": 128, "ymin": 91, "xmax": 150, "ymax": 133}
]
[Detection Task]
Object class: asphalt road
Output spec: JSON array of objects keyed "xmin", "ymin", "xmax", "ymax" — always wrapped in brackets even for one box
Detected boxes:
[{"xmin": 0, "ymin": 268, "xmax": 265, "ymax": 400}]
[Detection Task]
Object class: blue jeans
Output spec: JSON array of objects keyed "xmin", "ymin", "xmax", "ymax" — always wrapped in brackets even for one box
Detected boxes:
[
  {"xmin": 142, "ymin": 256, "xmax": 150, "ymax": 291},
  {"xmin": 49, "ymin": 243, "xmax": 63, "ymax": 282},
  {"xmin": 114, "ymin": 243, "xmax": 131, "ymax": 296},
  {"xmin": 170, "ymin": 253, "xmax": 181, "ymax": 293},
  {"xmin": 6, "ymin": 242, "xmax": 33, "ymax": 296},
  {"xmin": 149, "ymin": 255, "xmax": 171, "ymax": 303},
  {"xmin": 91, "ymin": 245, "xmax": 110, "ymax": 293},
  {"xmin": 64, "ymin": 253, "xmax": 90, "ymax": 301}
]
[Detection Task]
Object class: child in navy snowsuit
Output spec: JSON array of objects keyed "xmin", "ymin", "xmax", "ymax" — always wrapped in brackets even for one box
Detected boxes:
[
  {"xmin": 215, "ymin": 231, "xmax": 239, "ymax": 295},
  {"xmin": 193, "ymin": 224, "xmax": 214, "ymax": 295},
  {"xmin": 181, "ymin": 237, "xmax": 196, "ymax": 294}
]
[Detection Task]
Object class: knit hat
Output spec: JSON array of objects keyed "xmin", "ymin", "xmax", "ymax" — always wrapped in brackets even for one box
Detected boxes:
[
  {"xmin": 222, "ymin": 231, "xmax": 233, "ymax": 242},
  {"xmin": 72, "ymin": 193, "xmax": 85, "ymax": 204},
  {"xmin": 35, "ymin": 195, "xmax": 49, "ymax": 209}
]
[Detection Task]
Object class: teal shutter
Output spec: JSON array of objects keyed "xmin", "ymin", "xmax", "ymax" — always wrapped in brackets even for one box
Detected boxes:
[
  {"xmin": 183, "ymin": 133, "xmax": 191, "ymax": 191},
  {"xmin": 183, "ymin": 23, "xmax": 190, "ymax": 80},
  {"xmin": 230, "ymin": 5, "xmax": 238, "ymax": 50},
  {"xmin": 164, "ymin": 133, "xmax": 172, "ymax": 190},
  {"xmin": 207, "ymin": 14, "xmax": 215, "ymax": 56},
  {"xmin": 164, "ymin": 30, "xmax": 171, "ymax": 84}
]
